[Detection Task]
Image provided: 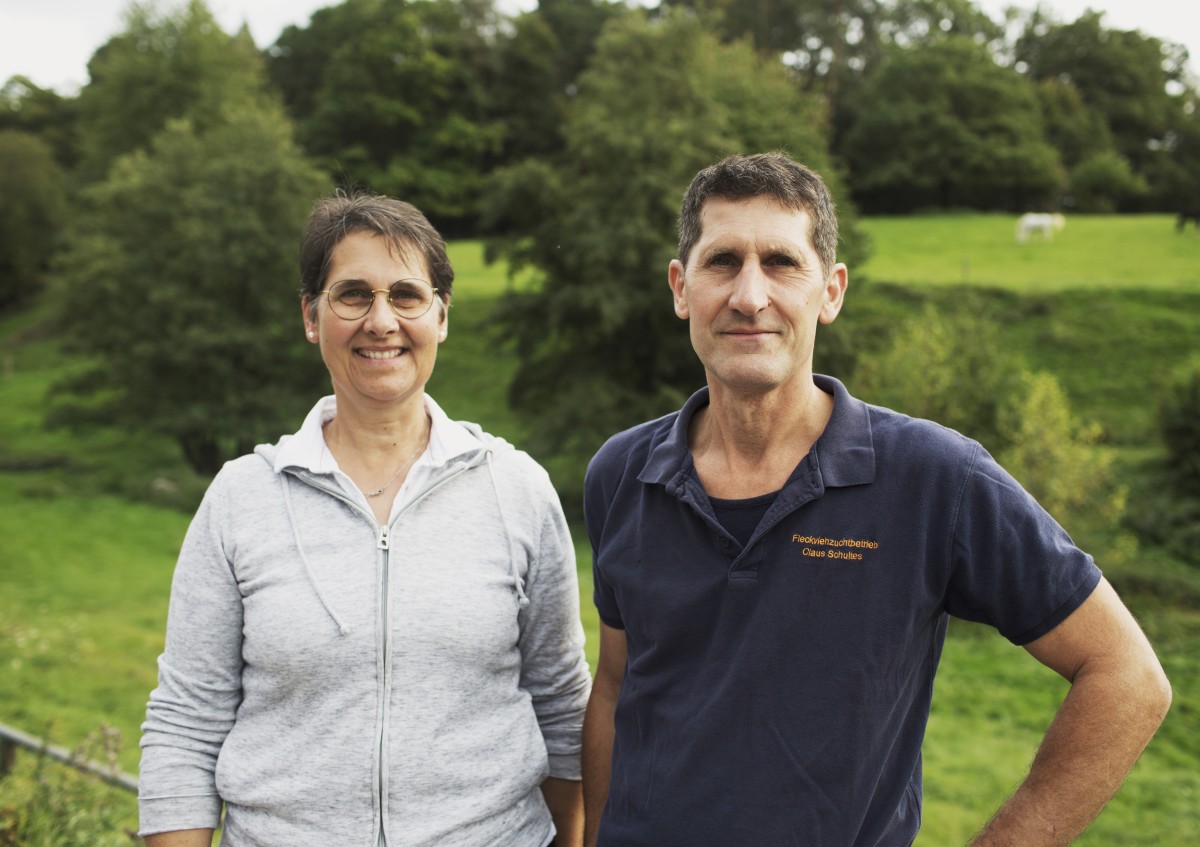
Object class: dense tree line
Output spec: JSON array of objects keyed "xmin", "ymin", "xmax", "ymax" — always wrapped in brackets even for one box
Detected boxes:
[{"xmin": 0, "ymin": 0, "xmax": 1197, "ymax": 479}]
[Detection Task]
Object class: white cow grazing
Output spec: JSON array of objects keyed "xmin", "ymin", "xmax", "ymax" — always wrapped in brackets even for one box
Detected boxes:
[{"xmin": 1016, "ymin": 212, "xmax": 1066, "ymax": 244}]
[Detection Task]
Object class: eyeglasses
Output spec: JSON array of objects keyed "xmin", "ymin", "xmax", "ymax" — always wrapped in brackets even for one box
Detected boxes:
[{"xmin": 322, "ymin": 278, "xmax": 440, "ymax": 320}]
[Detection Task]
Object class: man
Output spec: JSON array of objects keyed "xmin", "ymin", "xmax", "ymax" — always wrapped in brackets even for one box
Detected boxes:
[{"xmin": 581, "ymin": 152, "xmax": 1171, "ymax": 846}]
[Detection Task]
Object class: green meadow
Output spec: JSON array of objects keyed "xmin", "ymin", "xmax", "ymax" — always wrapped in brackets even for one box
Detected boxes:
[
  {"xmin": 857, "ymin": 213, "xmax": 1199, "ymax": 291},
  {"xmin": 2, "ymin": 218, "xmax": 1198, "ymax": 843}
]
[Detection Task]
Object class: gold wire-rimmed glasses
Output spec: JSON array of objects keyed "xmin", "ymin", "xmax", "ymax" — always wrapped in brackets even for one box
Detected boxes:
[{"xmin": 322, "ymin": 278, "xmax": 440, "ymax": 320}]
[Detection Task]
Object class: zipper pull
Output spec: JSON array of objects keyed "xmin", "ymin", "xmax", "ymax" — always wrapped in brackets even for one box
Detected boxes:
[{"xmin": 377, "ymin": 524, "xmax": 390, "ymax": 550}]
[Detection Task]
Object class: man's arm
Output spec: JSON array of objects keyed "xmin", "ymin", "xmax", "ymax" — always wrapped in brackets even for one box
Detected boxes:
[
  {"xmin": 971, "ymin": 577, "xmax": 1171, "ymax": 846},
  {"xmin": 541, "ymin": 777, "xmax": 583, "ymax": 847},
  {"xmin": 582, "ymin": 623, "xmax": 628, "ymax": 847}
]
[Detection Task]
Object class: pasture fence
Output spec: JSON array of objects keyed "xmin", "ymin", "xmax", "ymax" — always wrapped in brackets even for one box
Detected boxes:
[{"xmin": 0, "ymin": 721, "xmax": 137, "ymax": 794}]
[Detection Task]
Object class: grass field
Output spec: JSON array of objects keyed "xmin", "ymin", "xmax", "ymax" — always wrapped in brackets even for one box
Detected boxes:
[
  {"xmin": 2, "ymin": 222, "xmax": 1199, "ymax": 844},
  {"xmin": 856, "ymin": 213, "xmax": 1200, "ymax": 291}
]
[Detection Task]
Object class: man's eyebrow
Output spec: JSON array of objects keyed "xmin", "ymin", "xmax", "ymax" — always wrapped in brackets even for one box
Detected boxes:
[{"xmin": 696, "ymin": 244, "xmax": 742, "ymax": 262}]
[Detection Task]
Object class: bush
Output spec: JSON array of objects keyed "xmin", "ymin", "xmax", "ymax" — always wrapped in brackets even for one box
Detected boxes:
[
  {"xmin": 0, "ymin": 131, "xmax": 65, "ymax": 312},
  {"xmin": 1158, "ymin": 356, "xmax": 1200, "ymax": 494},
  {"xmin": 999, "ymin": 370, "xmax": 1130, "ymax": 558},
  {"xmin": 852, "ymin": 301, "xmax": 1025, "ymax": 453},
  {"xmin": 1068, "ymin": 151, "xmax": 1147, "ymax": 213}
]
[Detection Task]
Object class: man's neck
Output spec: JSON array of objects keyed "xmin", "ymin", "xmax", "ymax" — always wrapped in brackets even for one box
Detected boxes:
[{"xmin": 690, "ymin": 378, "xmax": 834, "ymax": 499}]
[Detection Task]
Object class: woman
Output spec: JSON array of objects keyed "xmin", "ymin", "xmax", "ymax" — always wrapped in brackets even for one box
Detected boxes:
[{"xmin": 138, "ymin": 192, "xmax": 591, "ymax": 847}]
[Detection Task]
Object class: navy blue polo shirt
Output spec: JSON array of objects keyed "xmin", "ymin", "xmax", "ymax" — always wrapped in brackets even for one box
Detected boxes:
[{"xmin": 584, "ymin": 375, "xmax": 1101, "ymax": 847}]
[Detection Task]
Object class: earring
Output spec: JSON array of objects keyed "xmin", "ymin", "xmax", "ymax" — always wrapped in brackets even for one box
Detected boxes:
[{"xmin": 307, "ymin": 331, "xmax": 316, "ymax": 339}]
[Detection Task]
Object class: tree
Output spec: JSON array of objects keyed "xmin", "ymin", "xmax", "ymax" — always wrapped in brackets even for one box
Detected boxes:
[
  {"xmin": 843, "ymin": 36, "xmax": 1062, "ymax": 212},
  {"xmin": 267, "ymin": 0, "xmax": 502, "ymax": 234},
  {"xmin": 74, "ymin": 0, "xmax": 272, "ymax": 184},
  {"xmin": 1068, "ymin": 150, "xmax": 1147, "ymax": 213},
  {"xmin": 0, "ymin": 76, "xmax": 80, "ymax": 170},
  {"xmin": 0, "ymin": 131, "xmax": 66, "ymax": 310},
  {"xmin": 50, "ymin": 101, "xmax": 329, "ymax": 475},
  {"xmin": 1015, "ymin": 10, "xmax": 1188, "ymax": 204},
  {"xmin": 1032, "ymin": 77, "xmax": 1114, "ymax": 172},
  {"xmin": 490, "ymin": 0, "xmax": 619, "ymax": 165},
  {"xmin": 482, "ymin": 8, "xmax": 861, "ymax": 502}
]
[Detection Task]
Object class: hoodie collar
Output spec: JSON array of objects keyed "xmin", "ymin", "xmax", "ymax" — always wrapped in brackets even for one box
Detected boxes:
[{"xmin": 271, "ymin": 393, "xmax": 487, "ymax": 476}]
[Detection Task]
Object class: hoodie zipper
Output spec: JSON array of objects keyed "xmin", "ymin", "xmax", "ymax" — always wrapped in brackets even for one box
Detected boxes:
[
  {"xmin": 288, "ymin": 461, "xmax": 480, "ymax": 846},
  {"xmin": 376, "ymin": 522, "xmax": 392, "ymax": 844}
]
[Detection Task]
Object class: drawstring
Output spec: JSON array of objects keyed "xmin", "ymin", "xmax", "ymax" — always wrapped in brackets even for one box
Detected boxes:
[
  {"xmin": 486, "ymin": 452, "xmax": 530, "ymax": 610},
  {"xmin": 280, "ymin": 473, "xmax": 353, "ymax": 636}
]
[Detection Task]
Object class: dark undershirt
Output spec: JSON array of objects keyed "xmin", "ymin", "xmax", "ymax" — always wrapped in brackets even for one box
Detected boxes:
[{"xmin": 709, "ymin": 489, "xmax": 780, "ymax": 548}]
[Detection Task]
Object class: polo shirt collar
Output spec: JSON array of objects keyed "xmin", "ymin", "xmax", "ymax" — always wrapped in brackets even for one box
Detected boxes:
[
  {"xmin": 811, "ymin": 374, "xmax": 876, "ymax": 488},
  {"xmin": 638, "ymin": 374, "xmax": 875, "ymax": 489}
]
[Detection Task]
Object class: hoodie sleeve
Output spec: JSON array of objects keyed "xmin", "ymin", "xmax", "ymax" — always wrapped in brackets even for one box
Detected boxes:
[
  {"xmin": 138, "ymin": 473, "xmax": 245, "ymax": 835},
  {"xmin": 516, "ymin": 469, "xmax": 592, "ymax": 781}
]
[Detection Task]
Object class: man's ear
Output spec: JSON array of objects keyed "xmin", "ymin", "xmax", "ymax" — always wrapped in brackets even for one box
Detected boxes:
[
  {"xmin": 668, "ymin": 259, "xmax": 689, "ymax": 320},
  {"xmin": 819, "ymin": 264, "xmax": 848, "ymax": 326}
]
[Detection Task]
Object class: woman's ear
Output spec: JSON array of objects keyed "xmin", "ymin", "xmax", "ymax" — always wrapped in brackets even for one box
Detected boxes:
[
  {"xmin": 301, "ymin": 295, "xmax": 319, "ymax": 342},
  {"xmin": 437, "ymin": 295, "xmax": 450, "ymax": 342}
]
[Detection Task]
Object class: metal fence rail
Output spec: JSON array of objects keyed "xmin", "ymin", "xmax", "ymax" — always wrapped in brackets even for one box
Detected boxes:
[{"xmin": 0, "ymin": 722, "xmax": 138, "ymax": 794}]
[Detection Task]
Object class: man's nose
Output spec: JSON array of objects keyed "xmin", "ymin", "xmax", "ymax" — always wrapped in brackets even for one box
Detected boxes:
[{"xmin": 728, "ymin": 262, "xmax": 770, "ymax": 314}]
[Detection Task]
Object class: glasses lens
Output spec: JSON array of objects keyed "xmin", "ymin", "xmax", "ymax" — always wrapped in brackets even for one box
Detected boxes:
[
  {"xmin": 388, "ymin": 280, "xmax": 435, "ymax": 318},
  {"xmin": 327, "ymin": 281, "xmax": 373, "ymax": 319}
]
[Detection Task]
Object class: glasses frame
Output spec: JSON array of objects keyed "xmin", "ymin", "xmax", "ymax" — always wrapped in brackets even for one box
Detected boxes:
[{"xmin": 321, "ymin": 278, "xmax": 441, "ymax": 321}]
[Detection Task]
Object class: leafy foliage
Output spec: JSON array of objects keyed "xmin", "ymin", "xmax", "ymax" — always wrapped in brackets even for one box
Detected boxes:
[
  {"xmin": 999, "ymin": 370, "xmax": 1127, "ymax": 532},
  {"xmin": 0, "ymin": 132, "xmax": 66, "ymax": 311},
  {"xmin": 844, "ymin": 37, "xmax": 1062, "ymax": 212},
  {"xmin": 0, "ymin": 77, "xmax": 80, "ymax": 171},
  {"xmin": 1158, "ymin": 356, "xmax": 1200, "ymax": 495},
  {"xmin": 490, "ymin": 0, "xmax": 618, "ymax": 166},
  {"xmin": 851, "ymin": 300, "xmax": 1024, "ymax": 452},
  {"xmin": 268, "ymin": 0, "xmax": 503, "ymax": 234},
  {"xmin": 483, "ymin": 8, "xmax": 862, "ymax": 502},
  {"xmin": 49, "ymin": 101, "xmax": 329, "ymax": 475},
  {"xmin": 1016, "ymin": 10, "xmax": 1190, "ymax": 209},
  {"xmin": 73, "ymin": 0, "xmax": 272, "ymax": 184},
  {"xmin": 1069, "ymin": 151, "xmax": 1147, "ymax": 213}
]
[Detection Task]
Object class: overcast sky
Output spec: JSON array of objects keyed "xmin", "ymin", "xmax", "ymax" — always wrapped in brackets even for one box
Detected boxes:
[{"xmin": 1, "ymin": 0, "xmax": 1197, "ymax": 95}]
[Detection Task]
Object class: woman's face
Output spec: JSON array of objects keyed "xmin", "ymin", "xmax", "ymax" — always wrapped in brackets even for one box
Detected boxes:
[{"xmin": 302, "ymin": 232, "xmax": 448, "ymax": 414}]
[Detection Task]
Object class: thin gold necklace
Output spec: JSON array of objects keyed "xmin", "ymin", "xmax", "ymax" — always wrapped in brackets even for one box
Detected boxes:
[{"xmin": 365, "ymin": 427, "xmax": 430, "ymax": 498}]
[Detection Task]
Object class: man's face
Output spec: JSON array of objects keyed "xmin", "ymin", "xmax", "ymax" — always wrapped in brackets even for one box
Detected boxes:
[{"xmin": 668, "ymin": 196, "xmax": 846, "ymax": 398}]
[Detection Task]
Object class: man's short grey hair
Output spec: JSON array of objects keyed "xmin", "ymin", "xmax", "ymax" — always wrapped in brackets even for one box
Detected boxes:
[{"xmin": 677, "ymin": 152, "xmax": 839, "ymax": 276}]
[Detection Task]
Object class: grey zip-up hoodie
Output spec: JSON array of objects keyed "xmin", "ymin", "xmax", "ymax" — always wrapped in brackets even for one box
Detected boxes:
[{"xmin": 138, "ymin": 409, "xmax": 591, "ymax": 846}]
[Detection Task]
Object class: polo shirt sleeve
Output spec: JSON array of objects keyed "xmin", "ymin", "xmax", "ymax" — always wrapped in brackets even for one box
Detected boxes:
[
  {"xmin": 584, "ymin": 446, "xmax": 626, "ymax": 631},
  {"xmin": 944, "ymin": 444, "xmax": 1102, "ymax": 645}
]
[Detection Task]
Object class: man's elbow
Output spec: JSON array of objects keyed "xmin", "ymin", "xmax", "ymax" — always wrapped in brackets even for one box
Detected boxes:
[
  {"xmin": 1116, "ymin": 651, "xmax": 1173, "ymax": 737},
  {"xmin": 1140, "ymin": 660, "xmax": 1173, "ymax": 726}
]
